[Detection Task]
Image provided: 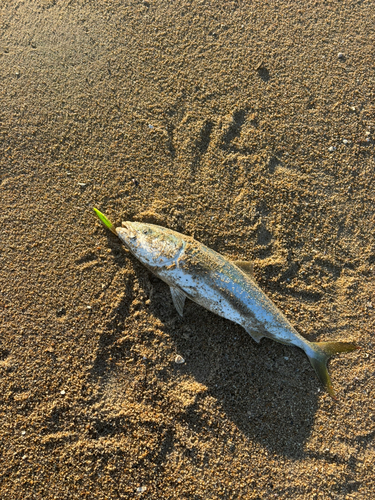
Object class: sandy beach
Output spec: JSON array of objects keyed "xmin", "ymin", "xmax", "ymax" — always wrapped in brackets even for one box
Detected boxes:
[{"xmin": 1, "ymin": 1, "xmax": 374, "ymax": 498}]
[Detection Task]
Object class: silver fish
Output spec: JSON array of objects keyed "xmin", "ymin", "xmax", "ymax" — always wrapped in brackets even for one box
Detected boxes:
[{"xmin": 94, "ymin": 208, "xmax": 357, "ymax": 397}]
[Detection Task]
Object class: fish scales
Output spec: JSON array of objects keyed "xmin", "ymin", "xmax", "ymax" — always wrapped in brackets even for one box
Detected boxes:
[{"xmin": 128, "ymin": 226, "xmax": 305, "ymax": 348}]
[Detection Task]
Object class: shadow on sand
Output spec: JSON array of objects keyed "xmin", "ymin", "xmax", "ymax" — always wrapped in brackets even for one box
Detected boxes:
[{"xmin": 89, "ymin": 231, "xmax": 323, "ymax": 459}]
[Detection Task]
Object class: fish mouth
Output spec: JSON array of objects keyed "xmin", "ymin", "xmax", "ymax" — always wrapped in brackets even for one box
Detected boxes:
[{"xmin": 121, "ymin": 221, "xmax": 138, "ymax": 240}]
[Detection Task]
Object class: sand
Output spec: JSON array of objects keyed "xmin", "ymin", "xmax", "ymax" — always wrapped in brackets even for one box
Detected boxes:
[{"xmin": 0, "ymin": 0, "xmax": 374, "ymax": 498}]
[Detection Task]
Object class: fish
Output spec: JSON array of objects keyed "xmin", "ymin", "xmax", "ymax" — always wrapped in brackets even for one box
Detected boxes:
[{"xmin": 93, "ymin": 207, "xmax": 357, "ymax": 398}]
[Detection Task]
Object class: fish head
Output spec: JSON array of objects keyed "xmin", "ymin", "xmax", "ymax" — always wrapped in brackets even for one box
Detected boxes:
[{"xmin": 116, "ymin": 221, "xmax": 185, "ymax": 268}]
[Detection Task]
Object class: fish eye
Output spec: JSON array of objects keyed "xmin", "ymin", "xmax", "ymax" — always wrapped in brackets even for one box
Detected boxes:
[{"xmin": 143, "ymin": 229, "xmax": 148, "ymax": 235}]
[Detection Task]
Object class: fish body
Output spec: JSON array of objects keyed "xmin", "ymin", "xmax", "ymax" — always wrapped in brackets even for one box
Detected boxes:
[
  {"xmin": 120, "ymin": 222, "xmax": 307, "ymax": 348},
  {"xmin": 93, "ymin": 208, "xmax": 357, "ymax": 397}
]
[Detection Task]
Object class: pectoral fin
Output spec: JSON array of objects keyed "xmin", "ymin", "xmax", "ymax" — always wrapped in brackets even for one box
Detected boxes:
[
  {"xmin": 170, "ymin": 286, "xmax": 187, "ymax": 317},
  {"xmin": 233, "ymin": 260, "xmax": 254, "ymax": 276}
]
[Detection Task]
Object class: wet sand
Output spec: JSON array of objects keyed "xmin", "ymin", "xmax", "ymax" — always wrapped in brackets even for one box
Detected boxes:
[{"xmin": 0, "ymin": 1, "xmax": 374, "ymax": 498}]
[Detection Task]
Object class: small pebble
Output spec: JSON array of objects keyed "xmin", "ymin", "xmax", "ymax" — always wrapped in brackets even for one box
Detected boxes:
[
  {"xmin": 21, "ymin": 431, "xmax": 26, "ymax": 435},
  {"xmin": 136, "ymin": 486, "xmax": 147, "ymax": 493},
  {"xmin": 60, "ymin": 390, "xmax": 66, "ymax": 395},
  {"xmin": 342, "ymin": 139, "xmax": 349, "ymax": 145},
  {"xmin": 328, "ymin": 146, "xmax": 336, "ymax": 152},
  {"xmin": 175, "ymin": 354, "xmax": 185, "ymax": 364},
  {"xmin": 87, "ymin": 305, "xmax": 92, "ymax": 310},
  {"xmin": 148, "ymin": 124, "xmax": 154, "ymax": 129},
  {"xmin": 338, "ymin": 52, "xmax": 344, "ymax": 59},
  {"xmin": 56, "ymin": 307, "xmax": 66, "ymax": 317},
  {"xmin": 78, "ymin": 182, "xmax": 87, "ymax": 187}
]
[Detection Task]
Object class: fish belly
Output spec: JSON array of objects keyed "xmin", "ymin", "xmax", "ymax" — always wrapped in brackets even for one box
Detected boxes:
[{"xmin": 158, "ymin": 265, "xmax": 248, "ymax": 328}]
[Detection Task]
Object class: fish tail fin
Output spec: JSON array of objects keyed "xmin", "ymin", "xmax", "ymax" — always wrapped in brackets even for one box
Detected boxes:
[{"xmin": 308, "ymin": 341, "xmax": 358, "ymax": 399}]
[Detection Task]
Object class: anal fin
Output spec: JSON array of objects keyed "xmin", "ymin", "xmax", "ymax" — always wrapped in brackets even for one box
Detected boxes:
[
  {"xmin": 170, "ymin": 286, "xmax": 187, "ymax": 317},
  {"xmin": 244, "ymin": 323, "xmax": 264, "ymax": 343}
]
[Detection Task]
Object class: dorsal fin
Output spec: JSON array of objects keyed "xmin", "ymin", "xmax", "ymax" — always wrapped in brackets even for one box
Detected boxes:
[{"xmin": 233, "ymin": 260, "xmax": 254, "ymax": 276}]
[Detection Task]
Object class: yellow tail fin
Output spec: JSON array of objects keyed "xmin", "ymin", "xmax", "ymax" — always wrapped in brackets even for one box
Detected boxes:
[{"xmin": 309, "ymin": 341, "xmax": 358, "ymax": 398}]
